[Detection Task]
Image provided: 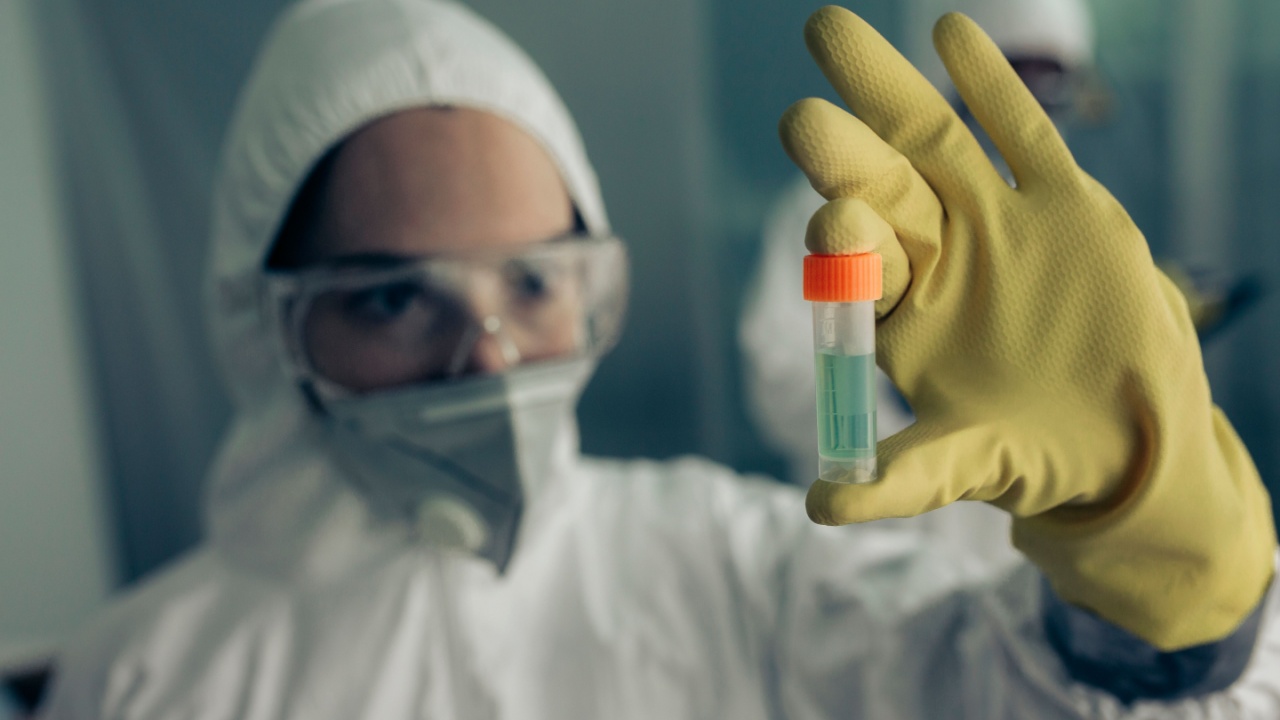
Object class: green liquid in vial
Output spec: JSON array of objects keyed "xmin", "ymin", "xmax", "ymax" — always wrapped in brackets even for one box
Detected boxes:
[{"xmin": 815, "ymin": 352, "xmax": 876, "ymax": 460}]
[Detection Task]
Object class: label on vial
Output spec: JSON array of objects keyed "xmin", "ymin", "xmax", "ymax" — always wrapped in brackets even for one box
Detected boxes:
[
  {"xmin": 815, "ymin": 352, "xmax": 876, "ymax": 459},
  {"xmin": 820, "ymin": 309, "xmax": 837, "ymax": 347}
]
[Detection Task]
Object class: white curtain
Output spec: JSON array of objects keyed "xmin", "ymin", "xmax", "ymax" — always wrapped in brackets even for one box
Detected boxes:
[
  {"xmin": 27, "ymin": 0, "xmax": 281, "ymax": 581},
  {"xmin": 0, "ymin": 0, "xmax": 115, "ymax": 665}
]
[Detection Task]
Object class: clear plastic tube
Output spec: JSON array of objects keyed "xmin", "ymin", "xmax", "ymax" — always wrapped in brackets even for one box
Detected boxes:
[{"xmin": 812, "ymin": 300, "xmax": 877, "ymax": 484}]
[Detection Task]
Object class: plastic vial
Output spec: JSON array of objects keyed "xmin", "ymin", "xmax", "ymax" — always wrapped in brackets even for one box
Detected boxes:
[{"xmin": 803, "ymin": 252, "xmax": 882, "ymax": 484}]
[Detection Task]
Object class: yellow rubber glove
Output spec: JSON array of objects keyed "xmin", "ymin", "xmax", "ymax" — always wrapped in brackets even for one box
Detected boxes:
[{"xmin": 781, "ymin": 7, "xmax": 1275, "ymax": 651}]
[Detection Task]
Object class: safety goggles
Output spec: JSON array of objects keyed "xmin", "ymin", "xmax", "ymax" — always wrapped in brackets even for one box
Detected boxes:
[{"xmin": 265, "ymin": 235, "xmax": 628, "ymax": 396}]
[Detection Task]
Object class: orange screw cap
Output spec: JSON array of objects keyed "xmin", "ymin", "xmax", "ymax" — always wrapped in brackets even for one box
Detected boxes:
[{"xmin": 803, "ymin": 253, "xmax": 882, "ymax": 302}]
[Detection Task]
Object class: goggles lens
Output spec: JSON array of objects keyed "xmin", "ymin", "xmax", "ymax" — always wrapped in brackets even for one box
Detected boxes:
[{"xmin": 268, "ymin": 236, "xmax": 627, "ymax": 394}]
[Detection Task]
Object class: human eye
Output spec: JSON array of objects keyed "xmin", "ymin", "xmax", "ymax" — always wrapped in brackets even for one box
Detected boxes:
[
  {"xmin": 504, "ymin": 259, "xmax": 564, "ymax": 304},
  {"xmin": 342, "ymin": 280, "xmax": 428, "ymax": 324}
]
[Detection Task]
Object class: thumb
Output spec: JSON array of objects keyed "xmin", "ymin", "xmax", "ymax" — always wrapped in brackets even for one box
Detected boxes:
[
  {"xmin": 806, "ymin": 198, "xmax": 911, "ymax": 317},
  {"xmin": 806, "ymin": 417, "xmax": 1017, "ymax": 525}
]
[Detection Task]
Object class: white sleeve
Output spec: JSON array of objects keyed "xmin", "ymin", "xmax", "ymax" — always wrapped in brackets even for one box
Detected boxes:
[{"xmin": 712, "ymin": 471, "xmax": 1280, "ymax": 719}]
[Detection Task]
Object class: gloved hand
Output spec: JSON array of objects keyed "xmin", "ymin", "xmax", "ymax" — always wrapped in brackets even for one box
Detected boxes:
[{"xmin": 780, "ymin": 6, "xmax": 1275, "ymax": 651}]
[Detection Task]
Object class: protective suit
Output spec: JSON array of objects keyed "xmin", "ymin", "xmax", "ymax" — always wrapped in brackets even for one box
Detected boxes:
[{"xmin": 42, "ymin": 1, "xmax": 1280, "ymax": 718}]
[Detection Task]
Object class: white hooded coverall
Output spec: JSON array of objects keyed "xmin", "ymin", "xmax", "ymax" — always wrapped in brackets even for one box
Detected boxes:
[{"xmin": 42, "ymin": 1, "xmax": 1280, "ymax": 718}]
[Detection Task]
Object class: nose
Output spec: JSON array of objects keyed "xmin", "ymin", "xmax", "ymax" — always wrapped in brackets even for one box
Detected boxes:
[{"xmin": 462, "ymin": 315, "xmax": 521, "ymax": 376}]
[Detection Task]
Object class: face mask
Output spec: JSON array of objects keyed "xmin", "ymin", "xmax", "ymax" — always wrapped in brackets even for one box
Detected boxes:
[{"xmin": 318, "ymin": 358, "xmax": 593, "ymax": 572}]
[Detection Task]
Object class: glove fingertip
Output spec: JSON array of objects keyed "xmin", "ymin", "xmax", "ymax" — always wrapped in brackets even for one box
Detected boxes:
[
  {"xmin": 778, "ymin": 97, "xmax": 836, "ymax": 155},
  {"xmin": 805, "ymin": 478, "xmax": 896, "ymax": 525},
  {"xmin": 930, "ymin": 11, "xmax": 979, "ymax": 48},
  {"xmin": 804, "ymin": 5, "xmax": 860, "ymax": 46},
  {"xmin": 932, "ymin": 12, "xmax": 1007, "ymax": 77},
  {"xmin": 804, "ymin": 6, "xmax": 881, "ymax": 74},
  {"xmin": 779, "ymin": 96, "xmax": 831, "ymax": 131},
  {"xmin": 805, "ymin": 197, "xmax": 888, "ymax": 255},
  {"xmin": 805, "ymin": 480, "xmax": 856, "ymax": 525}
]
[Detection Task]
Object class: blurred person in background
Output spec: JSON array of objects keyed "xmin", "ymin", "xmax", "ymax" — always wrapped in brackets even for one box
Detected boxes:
[{"xmin": 40, "ymin": 0, "xmax": 1280, "ymax": 717}]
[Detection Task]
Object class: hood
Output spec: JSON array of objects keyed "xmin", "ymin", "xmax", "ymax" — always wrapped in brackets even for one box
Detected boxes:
[{"xmin": 201, "ymin": 0, "xmax": 606, "ymax": 577}]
